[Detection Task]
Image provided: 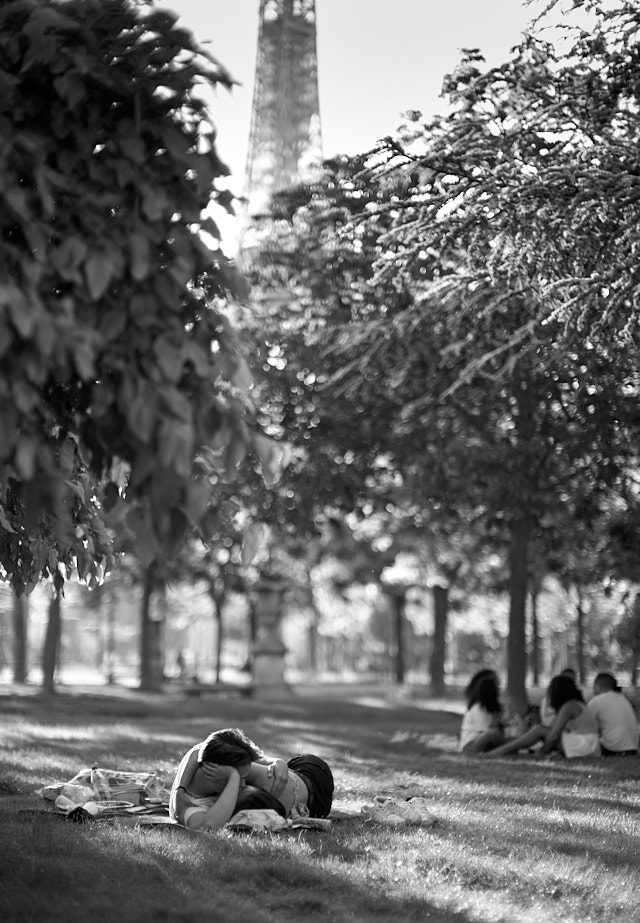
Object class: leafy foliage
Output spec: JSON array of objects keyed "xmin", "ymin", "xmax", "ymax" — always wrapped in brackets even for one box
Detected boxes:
[
  {"xmin": 0, "ymin": 0, "xmax": 260, "ymax": 592},
  {"xmin": 243, "ymin": 1, "xmax": 640, "ymax": 703}
]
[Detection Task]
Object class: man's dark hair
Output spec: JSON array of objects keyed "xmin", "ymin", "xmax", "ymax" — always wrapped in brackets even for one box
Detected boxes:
[
  {"xmin": 198, "ymin": 728, "xmax": 263, "ymax": 767},
  {"xmin": 594, "ymin": 672, "xmax": 620, "ymax": 693}
]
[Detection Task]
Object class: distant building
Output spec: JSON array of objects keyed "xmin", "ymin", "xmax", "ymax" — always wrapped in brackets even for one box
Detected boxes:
[{"xmin": 241, "ymin": 0, "xmax": 323, "ymax": 250}]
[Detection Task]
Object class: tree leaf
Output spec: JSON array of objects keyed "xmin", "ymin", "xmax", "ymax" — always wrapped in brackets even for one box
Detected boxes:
[
  {"xmin": 53, "ymin": 73, "xmax": 85, "ymax": 108},
  {"xmin": 71, "ymin": 334, "xmax": 96, "ymax": 380},
  {"xmin": 224, "ymin": 431, "xmax": 247, "ymax": 479},
  {"xmin": 158, "ymin": 418, "xmax": 194, "ymax": 476},
  {"xmin": 129, "ymin": 231, "xmax": 151, "ymax": 281},
  {"xmin": 15, "ymin": 436, "xmax": 38, "ymax": 479},
  {"xmin": 51, "ymin": 236, "xmax": 88, "ymax": 281},
  {"xmin": 85, "ymin": 251, "xmax": 115, "ymax": 300},
  {"xmin": 160, "ymin": 123, "xmax": 192, "ymax": 162},
  {"xmin": 185, "ymin": 479, "xmax": 212, "ymax": 522},
  {"xmin": 241, "ymin": 522, "xmax": 268, "ymax": 567},
  {"xmin": 7, "ymin": 297, "xmax": 34, "ymax": 337},
  {"xmin": 59, "ymin": 437, "xmax": 76, "ymax": 478},
  {"xmin": 231, "ymin": 356, "xmax": 253, "ymax": 392},
  {"xmin": 253, "ymin": 433, "xmax": 284, "ymax": 486},
  {"xmin": 153, "ymin": 338, "xmax": 184, "ymax": 382},
  {"xmin": 0, "ymin": 507, "xmax": 15, "ymax": 533}
]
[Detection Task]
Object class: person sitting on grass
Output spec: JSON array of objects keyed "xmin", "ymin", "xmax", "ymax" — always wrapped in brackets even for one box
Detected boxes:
[
  {"xmin": 485, "ymin": 674, "xmax": 600, "ymax": 759},
  {"xmin": 169, "ymin": 727, "xmax": 334, "ymax": 831},
  {"xmin": 587, "ymin": 672, "xmax": 639, "ymax": 757},
  {"xmin": 459, "ymin": 669, "xmax": 506, "ymax": 755},
  {"xmin": 539, "ymin": 667, "xmax": 579, "ymax": 728}
]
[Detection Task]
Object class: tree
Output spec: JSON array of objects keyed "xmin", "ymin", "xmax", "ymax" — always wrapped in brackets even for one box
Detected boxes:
[
  {"xmin": 41, "ymin": 590, "xmax": 62, "ymax": 693},
  {"xmin": 12, "ymin": 592, "xmax": 28, "ymax": 682},
  {"xmin": 0, "ymin": 0, "xmax": 260, "ymax": 595},
  {"xmin": 526, "ymin": 1, "xmax": 640, "ymax": 339},
  {"xmin": 617, "ymin": 595, "xmax": 640, "ymax": 685},
  {"xmin": 244, "ymin": 7, "xmax": 640, "ymax": 709}
]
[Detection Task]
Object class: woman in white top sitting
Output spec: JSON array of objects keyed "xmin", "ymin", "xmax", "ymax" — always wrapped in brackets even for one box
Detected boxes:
[
  {"xmin": 486, "ymin": 674, "xmax": 600, "ymax": 759},
  {"xmin": 539, "ymin": 667, "xmax": 579, "ymax": 727},
  {"xmin": 459, "ymin": 669, "xmax": 506, "ymax": 755},
  {"xmin": 587, "ymin": 672, "xmax": 639, "ymax": 756}
]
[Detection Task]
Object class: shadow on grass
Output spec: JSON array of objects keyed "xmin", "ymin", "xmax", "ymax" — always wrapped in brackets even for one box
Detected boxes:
[
  {"xmin": 3, "ymin": 684, "xmax": 640, "ymax": 923},
  {"xmin": 0, "ymin": 685, "xmax": 463, "ymax": 790},
  {"xmin": 0, "ymin": 807, "xmax": 476, "ymax": 923}
]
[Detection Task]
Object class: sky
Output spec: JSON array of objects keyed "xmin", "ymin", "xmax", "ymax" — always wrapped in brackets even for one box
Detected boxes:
[{"xmin": 160, "ymin": 0, "xmax": 542, "ymax": 197}]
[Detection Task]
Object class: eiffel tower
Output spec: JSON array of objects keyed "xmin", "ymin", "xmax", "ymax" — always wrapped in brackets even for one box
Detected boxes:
[{"xmin": 243, "ymin": 0, "xmax": 323, "ymax": 223}]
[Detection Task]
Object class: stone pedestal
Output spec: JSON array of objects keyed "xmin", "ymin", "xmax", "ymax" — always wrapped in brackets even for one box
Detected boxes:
[{"xmin": 250, "ymin": 573, "xmax": 293, "ymax": 699}]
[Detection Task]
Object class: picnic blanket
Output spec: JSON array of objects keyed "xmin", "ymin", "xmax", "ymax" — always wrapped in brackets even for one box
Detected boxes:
[
  {"xmin": 34, "ymin": 768, "xmax": 439, "ymax": 832},
  {"xmin": 34, "ymin": 767, "xmax": 332, "ymax": 832},
  {"xmin": 35, "ymin": 766, "xmax": 174, "ymax": 825}
]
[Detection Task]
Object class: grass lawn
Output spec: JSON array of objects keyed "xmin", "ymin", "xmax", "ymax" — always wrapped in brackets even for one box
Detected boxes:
[{"xmin": 1, "ymin": 681, "xmax": 639, "ymax": 923}]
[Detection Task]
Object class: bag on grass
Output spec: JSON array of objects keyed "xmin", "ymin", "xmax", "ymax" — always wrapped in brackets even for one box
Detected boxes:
[{"xmin": 36, "ymin": 767, "xmax": 169, "ymax": 807}]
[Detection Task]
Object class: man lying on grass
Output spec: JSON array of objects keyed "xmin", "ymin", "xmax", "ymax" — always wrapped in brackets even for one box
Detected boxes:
[{"xmin": 169, "ymin": 727, "xmax": 334, "ymax": 831}]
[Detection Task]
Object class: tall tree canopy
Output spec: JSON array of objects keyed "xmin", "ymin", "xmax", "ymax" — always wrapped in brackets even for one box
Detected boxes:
[
  {"xmin": 245, "ymin": 0, "xmax": 640, "ymax": 704},
  {"xmin": 0, "ymin": 0, "xmax": 262, "ymax": 594}
]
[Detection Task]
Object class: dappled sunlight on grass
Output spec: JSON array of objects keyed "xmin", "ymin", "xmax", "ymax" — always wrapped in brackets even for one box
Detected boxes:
[
  {"xmin": 2, "ymin": 687, "xmax": 640, "ymax": 923},
  {"xmin": 5, "ymin": 719, "xmax": 102, "ymax": 744},
  {"xmin": 349, "ymin": 695, "xmax": 401, "ymax": 709}
]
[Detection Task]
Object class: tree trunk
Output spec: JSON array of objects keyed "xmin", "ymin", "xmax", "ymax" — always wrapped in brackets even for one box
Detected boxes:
[
  {"xmin": 389, "ymin": 591, "xmax": 406, "ymax": 684},
  {"xmin": 244, "ymin": 588, "xmax": 257, "ymax": 674},
  {"xmin": 12, "ymin": 593, "xmax": 28, "ymax": 683},
  {"xmin": 305, "ymin": 566, "xmax": 321, "ymax": 677},
  {"xmin": 307, "ymin": 617, "xmax": 318, "ymax": 677},
  {"xmin": 430, "ymin": 584, "xmax": 448, "ymax": 695},
  {"xmin": 210, "ymin": 588, "xmax": 224, "ymax": 684},
  {"xmin": 105, "ymin": 587, "xmax": 117, "ymax": 684},
  {"xmin": 575, "ymin": 588, "xmax": 585, "ymax": 684},
  {"xmin": 530, "ymin": 589, "xmax": 540, "ymax": 686},
  {"xmin": 507, "ymin": 514, "xmax": 530, "ymax": 711},
  {"xmin": 139, "ymin": 567, "xmax": 164, "ymax": 692},
  {"xmin": 42, "ymin": 593, "xmax": 61, "ymax": 694}
]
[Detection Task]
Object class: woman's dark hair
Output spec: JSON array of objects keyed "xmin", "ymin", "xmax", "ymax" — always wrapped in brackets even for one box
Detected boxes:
[
  {"xmin": 548, "ymin": 674, "xmax": 584, "ymax": 712},
  {"xmin": 464, "ymin": 669, "xmax": 499, "ymax": 706},
  {"xmin": 198, "ymin": 727, "xmax": 263, "ymax": 767},
  {"xmin": 467, "ymin": 675, "xmax": 501, "ymax": 715}
]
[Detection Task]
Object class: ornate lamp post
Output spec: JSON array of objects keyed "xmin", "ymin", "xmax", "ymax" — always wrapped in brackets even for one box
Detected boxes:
[{"xmin": 250, "ymin": 570, "xmax": 293, "ymax": 698}]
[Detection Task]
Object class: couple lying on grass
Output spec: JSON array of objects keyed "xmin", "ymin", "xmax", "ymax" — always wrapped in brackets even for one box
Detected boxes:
[
  {"xmin": 460, "ymin": 668, "xmax": 639, "ymax": 759},
  {"xmin": 170, "ymin": 729, "xmax": 334, "ymax": 831}
]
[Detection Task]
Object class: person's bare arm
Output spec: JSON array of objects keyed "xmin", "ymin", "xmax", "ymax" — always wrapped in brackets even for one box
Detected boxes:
[
  {"xmin": 174, "ymin": 748, "xmax": 199, "ymax": 792},
  {"xmin": 247, "ymin": 757, "xmax": 289, "ymax": 797},
  {"xmin": 542, "ymin": 702, "xmax": 579, "ymax": 753},
  {"xmin": 186, "ymin": 767, "xmax": 242, "ymax": 831}
]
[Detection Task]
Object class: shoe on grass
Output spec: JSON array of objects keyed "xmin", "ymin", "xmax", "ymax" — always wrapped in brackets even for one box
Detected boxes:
[{"xmin": 361, "ymin": 796, "xmax": 436, "ymax": 827}]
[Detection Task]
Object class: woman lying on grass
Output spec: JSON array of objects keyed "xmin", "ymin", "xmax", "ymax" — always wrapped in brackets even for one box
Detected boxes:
[
  {"xmin": 169, "ymin": 727, "xmax": 334, "ymax": 831},
  {"xmin": 485, "ymin": 674, "xmax": 601, "ymax": 759}
]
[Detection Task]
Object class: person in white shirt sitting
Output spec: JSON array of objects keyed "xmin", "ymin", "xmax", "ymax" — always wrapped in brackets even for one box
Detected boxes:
[
  {"xmin": 459, "ymin": 669, "xmax": 506, "ymax": 755},
  {"xmin": 539, "ymin": 667, "xmax": 579, "ymax": 728},
  {"xmin": 486, "ymin": 674, "xmax": 600, "ymax": 759},
  {"xmin": 587, "ymin": 672, "xmax": 639, "ymax": 757}
]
